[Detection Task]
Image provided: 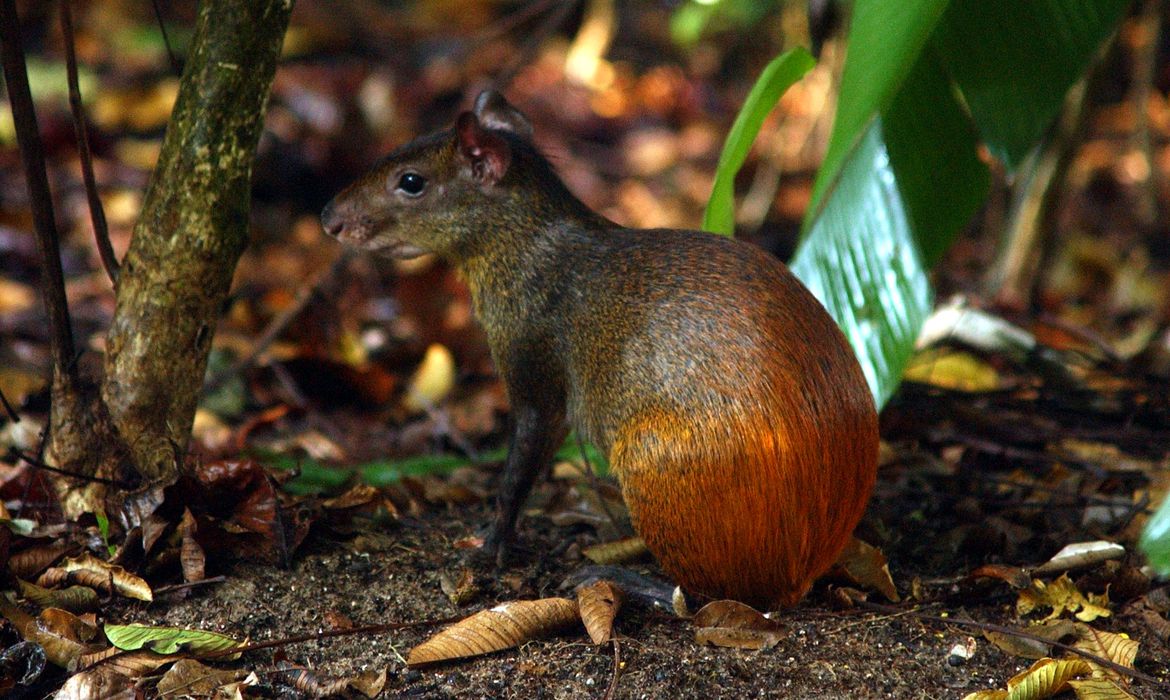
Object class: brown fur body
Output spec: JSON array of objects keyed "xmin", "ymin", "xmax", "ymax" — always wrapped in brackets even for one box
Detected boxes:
[{"xmin": 322, "ymin": 92, "xmax": 878, "ymax": 609}]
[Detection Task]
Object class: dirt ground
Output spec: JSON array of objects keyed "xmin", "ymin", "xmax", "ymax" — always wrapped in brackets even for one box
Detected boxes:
[{"xmin": 84, "ymin": 380, "xmax": 1168, "ymax": 700}]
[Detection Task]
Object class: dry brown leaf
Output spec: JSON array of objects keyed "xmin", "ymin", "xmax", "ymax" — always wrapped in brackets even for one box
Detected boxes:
[
  {"xmin": 960, "ymin": 691, "xmax": 1009, "ymax": 700},
  {"xmin": 577, "ymin": 580, "xmax": 623, "ymax": 644},
  {"xmin": 8, "ymin": 544, "xmax": 69, "ymax": 580},
  {"xmin": 1066, "ymin": 677, "xmax": 1136, "ymax": 699},
  {"xmin": 439, "ymin": 568, "xmax": 480, "ymax": 607},
  {"xmin": 582, "ymin": 537, "xmax": 648, "ymax": 565},
  {"xmin": 156, "ymin": 658, "xmax": 245, "ymax": 696},
  {"xmin": 79, "ymin": 648, "xmax": 172, "ymax": 678},
  {"xmin": 407, "ymin": 598, "xmax": 580, "ymax": 667},
  {"xmin": 17, "ymin": 580, "xmax": 100, "ymax": 613},
  {"xmin": 322, "ymin": 484, "xmax": 380, "ymax": 510},
  {"xmin": 29, "ymin": 608, "xmax": 97, "ymax": 670},
  {"xmin": 52, "ymin": 668, "xmax": 135, "ymax": 700},
  {"xmin": 693, "ymin": 600, "xmax": 784, "ymax": 650},
  {"xmin": 179, "ymin": 509, "xmax": 206, "ymax": 584},
  {"xmin": 1017, "ymin": 574, "xmax": 1110, "ymax": 622},
  {"xmin": 968, "ymin": 564, "xmax": 1032, "ymax": 590},
  {"xmin": 59, "ymin": 554, "xmax": 153, "ymax": 602},
  {"xmin": 832, "ymin": 537, "xmax": 900, "ymax": 602},
  {"xmin": 1074, "ymin": 628, "xmax": 1138, "ymax": 679},
  {"xmin": 983, "ymin": 619, "xmax": 1081, "ymax": 660}
]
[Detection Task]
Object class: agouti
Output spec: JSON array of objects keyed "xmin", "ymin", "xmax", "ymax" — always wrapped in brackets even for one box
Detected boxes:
[{"xmin": 321, "ymin": 91, "xmax": 878, "ymax": 609}]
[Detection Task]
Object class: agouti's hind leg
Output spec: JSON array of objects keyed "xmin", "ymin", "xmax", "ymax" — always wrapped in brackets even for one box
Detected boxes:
[{"xmin": 477, "ymin": 404, "xmax": 568, "ymax": 567}]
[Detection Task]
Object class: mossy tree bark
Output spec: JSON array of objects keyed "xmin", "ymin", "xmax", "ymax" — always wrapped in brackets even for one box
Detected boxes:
[{"xmin": 91, "ymin": 0, "xmax": 293, "ymax": 488}]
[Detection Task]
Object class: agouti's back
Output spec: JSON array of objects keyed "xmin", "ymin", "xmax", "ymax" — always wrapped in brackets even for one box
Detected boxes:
[
  {"xmin": 322, "ymin": 90, "xmax": 879, "ymax": 610},
  {"xmin": 556, "ymin": 227, "xmax": 877, "ymax": 608}
]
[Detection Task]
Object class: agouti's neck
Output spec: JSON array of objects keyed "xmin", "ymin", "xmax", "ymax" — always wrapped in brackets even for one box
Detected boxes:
[{"xmin": 455, "ymin": 178, "xmax": 604, "ymax": 326}]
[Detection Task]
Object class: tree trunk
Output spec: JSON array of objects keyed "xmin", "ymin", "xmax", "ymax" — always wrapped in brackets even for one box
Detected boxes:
[{"xmin": 97, "ymin": 0, "xmax": 293, "ymax": 484}]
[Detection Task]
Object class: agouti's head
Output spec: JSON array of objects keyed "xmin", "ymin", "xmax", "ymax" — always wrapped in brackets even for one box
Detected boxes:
[{"xmin": 320, "ymin": 90, "xmax": 537, "ymax": 259}]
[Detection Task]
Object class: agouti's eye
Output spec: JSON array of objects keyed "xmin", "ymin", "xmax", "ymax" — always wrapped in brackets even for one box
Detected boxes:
[{"xmin": 396, "ymin": 172, "xmax": 427, "ymax": 196}]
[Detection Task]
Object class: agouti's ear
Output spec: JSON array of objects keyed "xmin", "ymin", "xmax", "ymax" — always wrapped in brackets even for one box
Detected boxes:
[
  {"xmin": 456, "ymin": 111, "xmax": 511, "ymax": 186},
  {"xmin": 473, "ymin": 90, "xmax": 533, "ymax": 139}
]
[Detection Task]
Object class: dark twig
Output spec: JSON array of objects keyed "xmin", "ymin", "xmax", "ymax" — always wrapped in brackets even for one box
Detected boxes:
[
  {"xmin": 12, "ymin": 449, "xmax": 133, "ymax": 488},
  {"xmin": 59, "ymin": 0, "xmax": 119, "ymax": 285},
  {"xmin": 0, "ymin": 387, "xmax": 19, "ymax": 423},
  {"xmin": 603, "ymin": 637, "xmax": 622, "ymax": 700},
  {"xmin": 493, "ymin": 0, "xmax": 580, "ymax": 91},
  {"xmin": 150, "ymin": 0, "xmax": 183, "ymax": 76},
  {"xmin": 0, "ymin": 0, "xmax": 79, "ymax": 386},
  {"xmin": 474, "ymin": 0, "xmax": 562, "ymax": 47},
  {"xmin": 153, "ymin": 575, "xmax": 228, "ymax": 595},
  {"xmin": 854, "ymin": 599, "xmax": 1170, "ymax": 690},
  {"xmin": 205, "ymin": 250, "xmax": 356, "ymax": 392}
]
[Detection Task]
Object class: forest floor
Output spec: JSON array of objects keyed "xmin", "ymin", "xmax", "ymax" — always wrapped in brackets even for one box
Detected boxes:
[{"xmin": 3, "ymin": 2, "xmax": 1170, "ymax": 698}]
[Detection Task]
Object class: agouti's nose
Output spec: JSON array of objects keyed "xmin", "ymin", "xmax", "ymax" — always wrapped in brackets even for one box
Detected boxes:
[{"xmin": 320, "ymin": 200, "xmax": 343, "ymax": 238}]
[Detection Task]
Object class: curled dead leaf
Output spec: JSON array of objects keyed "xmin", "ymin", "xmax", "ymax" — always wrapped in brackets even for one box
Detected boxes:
[
  {"xmin": 7, "ymin": 544, "xmax": 69, "ymax": 580},
  {"xmin": 1033, "ymin": 541, "xmax": 1126, "ymax": 576},
  {"xmin": 583, "ymin": 537, "xmax": 648, "ymax": 565},
  {"xmin": 58, "ymin": 554, "xmax": 153, "ymax": 602},
  {"xmin": 179, "ymin": 509, "xmax": 206, "ymax": 584},
  {"xmin": 577, "ymin": 580, "xmax": 623, "ymax": 644},
  {"xmin": 968, "ymin": 564, "xmax": 1032, "ymax": 590},
  {"xmin": 832, "ymin": 537, "xmax": 900, "ymax": 602},
  {"xmin": 407, "ymin": 598, "xmax": 580, "ymax": 667},
  {"xmin": 693, "ymin": 600, "xmax": 784, "ymax": 650},
  {"xmin": 17, "ymin": 580, "xmax": 100, "ymax": 613}
]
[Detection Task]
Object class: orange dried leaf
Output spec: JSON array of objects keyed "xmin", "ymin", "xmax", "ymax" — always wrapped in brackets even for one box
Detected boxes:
[
  {"xmin": 407, "ymin": 598, "xmax": 580, "ymax": 667},
  {"xmin": 968, "ymin": 564, "xmax": 1032, "ymax": 590},
  {"xmin": 693, "ymin": 600, "xmax": 784, "ymax": 650},
  {"xmin": 577, "ymin": 580, "xmax": 623, "ymax": 644}
]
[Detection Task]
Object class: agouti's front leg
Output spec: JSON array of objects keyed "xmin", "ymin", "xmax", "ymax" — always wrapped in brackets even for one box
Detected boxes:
[{"xmin": 480, "ymin": 401, "xmax": 568, "ymax": 566}]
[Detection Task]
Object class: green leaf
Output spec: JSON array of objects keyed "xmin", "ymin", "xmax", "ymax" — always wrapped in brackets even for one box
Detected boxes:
[
  {"xmin": 1140, "ymin": 494, "xmax": 1170, "ymax": 576},
  {"xmin": 883, "ymin": 48, "xmax": 989, "ymax": 266},
  {"xmin": 791, "ymin": 122, "xmax": 932, "ymax": 407},
  {"xmin": 932, "ymin": 0, "xmax": 1131, "ymax": 169},
  {"xmin": 806, "ymin": 0, "xmax": 950, "ymax": 225},
  {"xmin": 359, "ymin": 452, "xmax": 499, "ymax": 487},
  {"xmin": 703, "ymin": 48, "xmax": 815, "ymax": 236},
  {"xmin": 104, "ymin": 624, "xmax": 240, "ymax": 656}
]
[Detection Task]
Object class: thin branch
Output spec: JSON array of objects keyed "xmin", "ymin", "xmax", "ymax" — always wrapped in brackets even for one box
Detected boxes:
[
  {"xmin": 150, "ymin": 0, "xmax": 183, "ymax": 76},
  {"xmin": 12, "ymin": 449, "xmax": 133, "ymax": 488},
  {"xmin": 493, "ymin": 0, "xmax": 581, "ymax": 91},
  {"xmin": 0, "ymin": 0, "xmax": 78, "ymax": 386},
  {"xmin": 603, "ymin": 637, "xmax": 622, "ymax": 700},
  {"xmin": 205, "ymin": 250, "xmax": 356, "ymax": 392},
  {"xmin": 0, "ymin": 387, "xmax": 19, "ymax": 423},
  {"xmin": 59, "ymin": 0, "xmax": 119, "ymax": 285}
]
